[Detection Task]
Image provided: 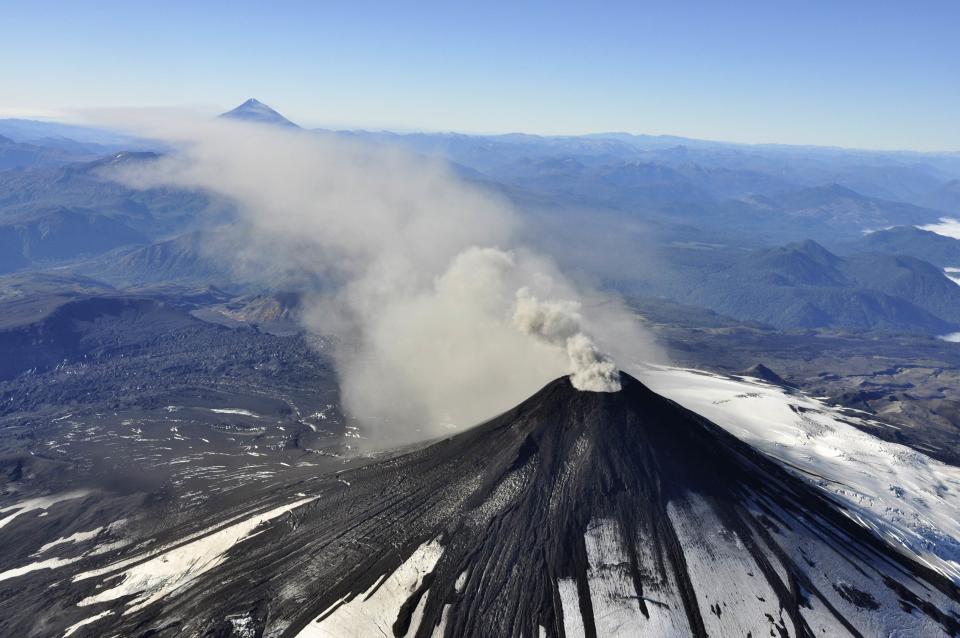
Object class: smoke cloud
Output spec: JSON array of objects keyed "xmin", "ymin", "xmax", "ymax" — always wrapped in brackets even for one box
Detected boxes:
[
  {"xmin": 512, "ymin": 288, "xmax": 620, "ymax": 392},
  {"xmin": 102, "ymin": 114, "xmax": 659, "ymax": 441}
]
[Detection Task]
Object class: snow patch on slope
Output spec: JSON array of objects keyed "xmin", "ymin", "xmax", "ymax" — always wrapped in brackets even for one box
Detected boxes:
[
  {"xmin": 0, "ymin": 491, "xmax": 90, "ymax": 529},
  {"xmin": 294, "ymin": 538, "xmax": 444, "ymax": 637},
  {"xmin": 944, "ymin": 267, "xmax": 960, "ymax": 286},
  {"xmin": 62, "ymin": 610, "xmax": 114, "ymax": 637},
  {"xmin": 75, "ymin": 496, "xmax": 316, "ymax": 613},
  {"xmin": 36, "ymin": 519, "xmax": 126, "ymax": 555},
  {"xmin": 556, "ymin": 577, "xmax": 587, "ymax": 638},
  {"xmin": 639, "ymin": 364, "xmax": 960, "ymax": 583},
  {"xmin": 210, "ymin": 408, "xmax": 262, "ymax": 418},
  {"xmin": 668, "ymin": 494, "xmax": 794, "ymax": 637},
  {"xmin": 0, "ymin": 555, "xmax": 84, "ymax": 582},
  {"xmin": 36, "ymin": 528, "xmax": 105, "ymax": 554},
  {"xmin": 581, "ymin": 519, "xmax": 653, "ymax": 637}
]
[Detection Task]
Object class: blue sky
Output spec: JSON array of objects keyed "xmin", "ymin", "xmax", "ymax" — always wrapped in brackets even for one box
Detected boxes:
[{"xmin": 2, "ymin": 1, "xmax": 957, "ymax": 151}]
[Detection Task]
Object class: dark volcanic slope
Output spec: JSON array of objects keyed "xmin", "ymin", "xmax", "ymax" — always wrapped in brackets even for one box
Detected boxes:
[{"xmin": 7, "ymin": 374, "xmax": 960, "ymax": 637}]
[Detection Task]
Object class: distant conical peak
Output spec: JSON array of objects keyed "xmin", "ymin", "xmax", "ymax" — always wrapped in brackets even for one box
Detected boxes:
[{"xmin": 218, "ymin": 98, "xmax": 300, "ymax": 128}]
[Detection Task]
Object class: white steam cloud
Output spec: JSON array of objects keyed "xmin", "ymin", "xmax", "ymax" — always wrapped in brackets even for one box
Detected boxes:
[{"xmin": 101, "ymin": 113, "xmax": 658, "ymax": 441}]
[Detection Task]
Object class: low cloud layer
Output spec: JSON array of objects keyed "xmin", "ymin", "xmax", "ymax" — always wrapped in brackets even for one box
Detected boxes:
[{"xmin": 104, "ymin": 114, "xmax": 659, "ymax": 441}]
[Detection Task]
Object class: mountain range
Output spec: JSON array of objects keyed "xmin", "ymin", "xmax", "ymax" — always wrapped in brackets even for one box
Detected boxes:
[
  {"xmin": 0, "ymin": 100, "xmax": 959, "ymax": 336},
  {"xmin": 0, "ymin": 133, "xmax": 96, "ymax": 170},
  {"xmin": 645, "ymin": 239, "xmax": 960, "ymax": 333},
  {"xmin": 849, "ymin": 225, "xmax": 960, "ymax": 268}
]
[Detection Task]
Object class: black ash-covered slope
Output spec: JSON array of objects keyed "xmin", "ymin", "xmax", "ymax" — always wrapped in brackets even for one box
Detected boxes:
[{"xmin": 26, "ymin": 373, "xmax": 960, "ymax": 637}]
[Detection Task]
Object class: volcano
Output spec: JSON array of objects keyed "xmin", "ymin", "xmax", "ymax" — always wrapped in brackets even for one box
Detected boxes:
[
  {"xmin": 10, "ymin": 373, "xmax": 960, "ymax": 637},
  {"xmin": 219, "ymin": 98, "xmax": 300, "ymax": 128}
]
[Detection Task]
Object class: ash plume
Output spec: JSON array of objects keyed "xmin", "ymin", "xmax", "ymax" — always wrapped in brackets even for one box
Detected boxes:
[
  {"xmin": 512, "ymin": 288, "xmax": 620, "ymax": 392},
  {"xmin": 99, "ymin": 113, "xmax": 659, "ymax": 440}
]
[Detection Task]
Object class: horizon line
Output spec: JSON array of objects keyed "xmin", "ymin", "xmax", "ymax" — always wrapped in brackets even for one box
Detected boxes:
[{"xmin": 1, "ymin": 103, "xmax": 957, "ymax": 157}]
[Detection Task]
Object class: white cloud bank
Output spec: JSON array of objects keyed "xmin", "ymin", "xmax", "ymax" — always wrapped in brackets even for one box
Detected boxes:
[{"xmin": 919, "ymin": 217, "xmax": 960, "ymax": 240}]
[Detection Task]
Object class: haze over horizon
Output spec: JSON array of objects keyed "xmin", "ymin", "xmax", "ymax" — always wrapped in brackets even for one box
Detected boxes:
[{"xmin": 2, "ymin": 1, "xmax": 958, "ymax": 153}]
